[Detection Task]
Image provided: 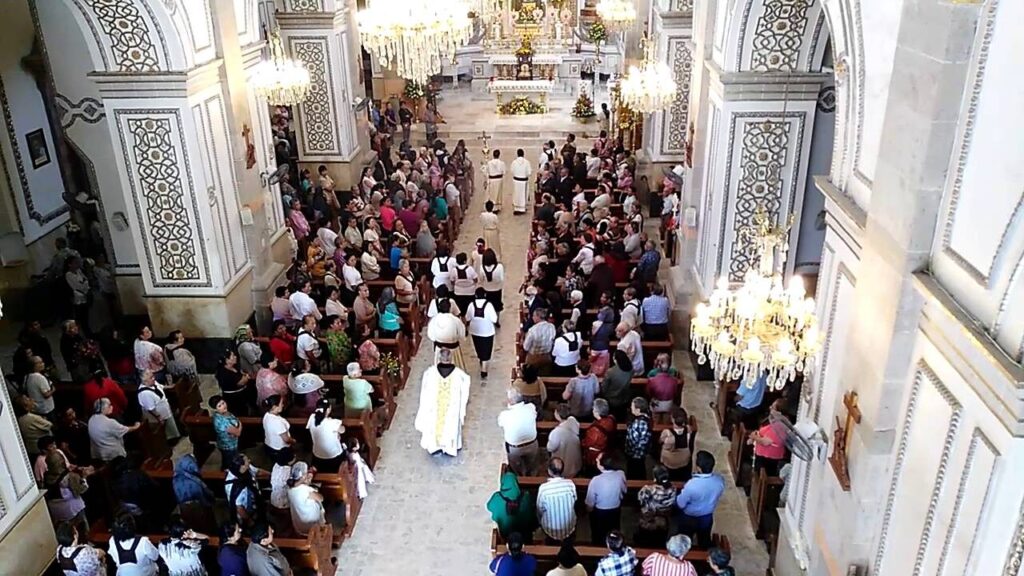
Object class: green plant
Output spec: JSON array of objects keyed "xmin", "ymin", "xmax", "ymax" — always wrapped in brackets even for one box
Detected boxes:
[
  {"xmin": 571, "ymin": 91, "xmax": 596, "ymax": 118},
  {"xmin": 380, "ymin": 352, "xmax": 401, "ymax": 377},
  {"xmin": 403, "ymin": 81, "xmax": 426, "ymax": 100},
  {"xmin": 588, "ymin": 21, "xmax": 608, "ymax": 44},
  {"xmin": 498, "ymin": 97, "xmax": 546, "ymax": 115}
]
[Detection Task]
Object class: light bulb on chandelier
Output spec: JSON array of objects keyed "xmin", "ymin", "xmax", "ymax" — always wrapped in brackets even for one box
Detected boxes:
[
  {"xmin": 358, "ymin": 0, "xmax": 473, "ymax": 84},
  {"xmin": 596, "ymin": 0, "xmax": 637, "ymax": 31},
  {"xmin": 620, "ymin": 30, "xmax": 677, "ymax": 114},
  {"xmin": 251, "ymin": 28, "xmax": 311, "ymax": 106}
]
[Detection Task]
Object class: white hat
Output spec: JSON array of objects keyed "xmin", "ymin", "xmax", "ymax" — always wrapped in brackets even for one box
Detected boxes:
[{"xmin": 346, "ymin": 362, "xmax": 362, "ymax": 377}]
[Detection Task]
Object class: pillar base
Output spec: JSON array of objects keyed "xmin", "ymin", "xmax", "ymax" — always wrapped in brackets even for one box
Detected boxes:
[
  {"xmin": 0, "ymin": 496, "xmax": 56, "ymax": 576},
  {"xmin": 147, "ymin": 272, "xmax": 254, "ymax": 339}
]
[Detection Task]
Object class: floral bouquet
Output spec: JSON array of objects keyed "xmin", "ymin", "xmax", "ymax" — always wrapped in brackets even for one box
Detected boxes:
[
  {"xmin": 498, "ymin": 97, "xmax": 546, "ymax": 115},
  {"xmin": 571, "ymin": 91, "xmax": 597, "ymax": 119},
  {"xmin": 380, "ymin": 352, "xmax": 402, "ymax": 377},
  {"xmin": 403, "ymin": 81, "xmax": 426, "ymax": 101},
  {"xmin": 588, "ymin": 21, "xmax": 608, "ymax": 44}
]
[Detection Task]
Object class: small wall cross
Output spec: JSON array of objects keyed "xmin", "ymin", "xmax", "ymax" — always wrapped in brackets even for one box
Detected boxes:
[{"xmin": 828, "ymin": 391, "xmax": 862, "ymax": 491}]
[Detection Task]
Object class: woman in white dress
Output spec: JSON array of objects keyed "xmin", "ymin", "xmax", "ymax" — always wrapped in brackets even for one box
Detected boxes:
[
  {"xmin": 287, "ymin": 462, "xmax": 325, "ymax": 535},
  {"xmin": 133, "ymin": 325, "xmax": 166, "ymax": 381},
  {"xmin": 158, "ymin": 521, "xmax": 209, "ymax": 576}
]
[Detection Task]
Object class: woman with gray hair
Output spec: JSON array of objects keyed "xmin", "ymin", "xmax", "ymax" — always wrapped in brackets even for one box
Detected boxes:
[
  {"xmin": 87, "ymin": 397, "xmax": 141, "ymax": 462},
  {"xmin": 641, "ymin": 534, "xmax": 697, "ymax": 575}
]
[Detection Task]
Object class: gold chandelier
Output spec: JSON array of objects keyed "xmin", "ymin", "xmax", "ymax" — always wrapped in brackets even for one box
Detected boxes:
[
  {"xmin": 251, "ymin": 28, "xmax": 311, "ymax": 106},
  {"xmin": 690, "ymin": 208, "xmax": 822, "ymax": 390},
  {"xmin": 596, "ymin": 0, "xmax": 637, "ymax": 31},
  {"xmin": 620, "ymin": 30, "xmax": 676, "ymax": 114},
  {"xmin": 357, "ymin": 0, "xmax": 473, "ymax": 85}
]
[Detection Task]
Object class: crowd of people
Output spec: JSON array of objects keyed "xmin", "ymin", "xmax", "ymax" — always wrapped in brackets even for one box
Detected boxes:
[{"xmin": 483, "ymin": 131, "xmax": 741, "ymax": 576}]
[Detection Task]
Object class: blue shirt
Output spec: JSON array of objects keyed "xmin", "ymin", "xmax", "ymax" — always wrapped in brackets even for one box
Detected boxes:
[
  {"xmin": 217, "ymin": 544, "xmax": 250, "ymax": 576},
  {"xmin": 641, "ymin": 295, "xmax": 671, "ymax": 324},
  {"xmin": 390, "ymin": 246, "xmax": 403, "ymax": 269},
  {"xmin": 736, "ymin": 372, "xmax": 767, "ymax": 410},
  {"xmin": 675, "ymin": 472, "xmax": 726, "ymax": 516},
  {"xmin": 489, "ymin": 552, "xmax": 537, "ymax": 576}
]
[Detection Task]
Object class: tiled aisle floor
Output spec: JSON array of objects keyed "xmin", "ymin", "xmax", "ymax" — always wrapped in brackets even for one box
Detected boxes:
[{"xmin": 335, "ymin": 86, "xmax": 768, "ymax": 575}]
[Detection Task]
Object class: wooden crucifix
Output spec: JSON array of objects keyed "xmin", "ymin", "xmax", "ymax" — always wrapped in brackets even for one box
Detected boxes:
[
  {"xmin": 828, "ymin": 391, "xmax": 862, "ymax": 492},
  {"xmin": 242, "ymin": 124, "xmax": 257, "ymax": 170}
]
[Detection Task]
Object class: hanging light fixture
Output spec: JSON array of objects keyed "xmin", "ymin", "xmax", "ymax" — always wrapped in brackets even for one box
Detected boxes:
[
  {"xmin": 595, "ymin": 0, "xmax": 637, "ymax": 32},
  {"xmin": 690, "ymin": 208, "xmax": 822, "ymax": 390},
  {"xmin": 620, "ymin": 30, "xmax": 676, "ymax": 114},
  {"xmin": 358, "ymin": 0, "xmax": 473, "ymax": 85},
  {"xmin": 251, "ymin": 27, "xmax": 311, "ymax": 106}
]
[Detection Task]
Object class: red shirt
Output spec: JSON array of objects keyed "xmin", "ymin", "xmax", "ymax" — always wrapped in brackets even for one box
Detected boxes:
[
  {"xmin": 605, "ymin": 253, "xmax": 630, "ymax": 283},
  {"xmin": 581, "ymin": 416, "xmax": 616, "ymax": 466},
  {"xmin": 380, "ymin": 206, "xmax": 396, "ymax": 231},
  {"xmin": 646, "ymin": 372, "xmax": 681, "ymax": 402},
  {"xmin": 269, "ymin": 334, "xmax": 297, "ymax": 365},
  {"xmin": 82, "ymin": 377, "xmax": 127, "ymax": 417},
  {"xmin": 754, "ymin": 423, "xmax": 786, "ymax": 460}
]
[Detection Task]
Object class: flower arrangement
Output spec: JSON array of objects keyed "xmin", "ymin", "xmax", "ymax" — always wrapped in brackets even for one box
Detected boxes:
[
  {"xmin": 498, "ymin": 97, "xmax": 546, "ymax": 115},
  {"xmin": 588, "ymin": 21, "xmax": 608, "ymax": 44},
  {"xmin": 403, "ymin": 81, "xmax": 426, "ymax": 100},
  {"xmin": 380, "ymin": 352, "xmax": 401, "ymax": 377},
  {"xmin": 571, "ymin": 91, "xmax": 596, "ymax": 119}
]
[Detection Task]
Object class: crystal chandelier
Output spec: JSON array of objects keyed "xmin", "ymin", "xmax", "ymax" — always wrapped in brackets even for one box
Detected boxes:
[
  {"xmin": 620, "ymin": 31, "xmax": 677, "ymax": 114},
  {"xmin": 690, "ymin": 208, "xmax": 822, "ymax": 390},
  {"xmin": 250, "ymin": 28, "xmax": 311, "ymax": 106},
  {"xmin": 358, "ymin": 0, "xmax": 473, "ymax": 85},
  {"xmin": 596, "ymin": 0, "xmax": 637, "ymax": 31}
]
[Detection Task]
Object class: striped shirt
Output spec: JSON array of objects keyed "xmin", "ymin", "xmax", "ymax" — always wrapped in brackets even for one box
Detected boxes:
[
  {"xmin": 641, "ymin": 553, "xmax": 698, "ymax": 576},
  {"xmin": 536, "ymin": 477, "xmax": 577, "ymax": 540}
]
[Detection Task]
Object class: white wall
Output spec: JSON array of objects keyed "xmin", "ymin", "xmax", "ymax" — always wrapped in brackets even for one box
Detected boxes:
[
  {"xmin": 794, "ymin": 78, "xmax": 835, "ymax": 270},
  {"xmin": 930, "ymin": 0, "xmax": 1024, "ymax": 363},
  {"xmin": 0, "ymin": 0, "xmax": 68, "ymax": 244}
]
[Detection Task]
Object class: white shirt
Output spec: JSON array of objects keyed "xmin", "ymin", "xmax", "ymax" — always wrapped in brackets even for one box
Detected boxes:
[
  {"xmin": 572, "ymin": 243, "xmax": 595, "ymax": 275},
  {"xmin": 289, "ymin": 484, "xmax": 325, "ymax": 534},
  {"xmin": 296, "ymin": 329, "xmax": 321, "ymax": 360},
  {"xmin": 427, "ymin": 297, "xmax": 461, "ymax": 319},
  {"xmin": 289, "ymin": 291, "xmax": 320, "ymax": 321},
  {"xmin": 465, "ymin": 299, "xmax": 498, "ymax": 337},
  {"xmin": 108, "ymin": 536, "xmax": 160, "ymax": 576},
  {"xmin": 445, "ymin": 182, "xmax": 461, "ymax": 207},
  {"xmin": 88, "ymin": 413, "xmax": 131, "ymax": 461},
  {"xmin": 586, "ymin": 156, "xmax": 601, "ymax": 179},
  {"xmin": 342, "ymin": 263, "xmax": 363, "ymax": 291},
  {"xmin": 662, "ymin": 192, "xmax": 679, "ymax": 216},
  {"xmin": 618, "ymin": 329, "xmax": 645, "ymax": 374},
  {"xmin": 552, "ymin": 332, "xmax": 582, "ymax": 367},
  {"xmin": 450, "ymin": 264, "xmax": 478, "ymax": 296},
  {"xmin": 511, "ymin": 157, "xmax": 532, "ymax": 180},
  {"xmin": 270, "ymin": 463, "xmax": 292, "ymax": 509},
  {"xmin": 621, "ymin": 300, "xmax": 642, "ymax": 329},
  {"xmin": 480, "ymin": 263, "xmax": 505, "ymax": 292},
  {"xmin": 138, "ymin": 382, "xmax": 173, "ymax": 421},
  {"xmin": 487, "ymin": 158, "xmax": 507, "ymax": 178},
  {"xmin": 538, "ymin": 148, "xmax": 555, "ymax": 169},
  {"xmin": 263, "ymin": 412, "xmax": 290, "ymax": 450},
  {"xmin": 498, "ymin": 402, "xmax": 538, "ymax": 445},
  {"xmin": 431, "ymin": 255, "xmax": 455, "ymax": 289},
  {"xmin": 325, "ymin": 299, "xmax": 347, "ymax": 319},
  {"xmin": 306, "ymin": 414, "xmax": 345, "ymax": 460},
  {"xmin": 427, "ymin": 313, "xmax": 466, "ymax": 345},
  {"xmin": 316, "ymin": 227, "xmax": 338, "ymax": 253}
]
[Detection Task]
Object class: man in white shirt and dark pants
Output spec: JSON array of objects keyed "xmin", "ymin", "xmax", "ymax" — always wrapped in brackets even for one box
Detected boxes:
[
  {"xmin": 486, "ymin": 149, "xmax": 507, "ymax": 213},
  {"xmin": 137, "ymin": 369, "xmax": 180, "ymax": 442},
  {"xmin": 289, "ymin": 281, "xmax": 322, "ymax": 322},
  {"xmin": 466, "ymin": 288, "xmax": 499, "ymax": 379},
  {"xmin": 510, "ymin": 148, "xmax": 532, "ymax": 215},
  {"xmin": 498, "ymin": 388, "xmax": 538, "ymax": 476}
]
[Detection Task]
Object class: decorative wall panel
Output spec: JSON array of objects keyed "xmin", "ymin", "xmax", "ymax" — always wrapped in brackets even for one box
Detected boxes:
[
  {"xmin": 55, "ymin": 94, "xmax": 105, "ymax": 129},
  {"xmin": 115, "ymin": 110, "xmax": 210, "ymax": 288},
  {"xmin": 749, "ymin": 0, "xmax": 810, "ymax": 72},
  {"xmin": 660, "ymin": 38, "xmax": 692, "ymax": 155},
  {"xmin": 80, "ymin": 0, "xmax": 161, "ymax": 72},
  {"xmin": 289, "ymin": 37, "xmax": 338, "ymax": 155}
]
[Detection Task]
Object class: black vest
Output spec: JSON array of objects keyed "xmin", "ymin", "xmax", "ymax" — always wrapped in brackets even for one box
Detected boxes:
[
  {"xmin": 437, "ymin": 257, "xmax": 450, "ymax": 273},
  {"xmin": 57, "ymin": 546, "xmax": 84, "ymax": 571},
  {"xmin": 114, "ymin": 537, "xmax": 142, "ymax": 565}
]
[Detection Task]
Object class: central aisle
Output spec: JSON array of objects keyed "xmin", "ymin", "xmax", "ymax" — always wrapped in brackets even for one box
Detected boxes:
[{"xmin": 335, "ymin": 90, "xmax": 583, "ymax": 576}]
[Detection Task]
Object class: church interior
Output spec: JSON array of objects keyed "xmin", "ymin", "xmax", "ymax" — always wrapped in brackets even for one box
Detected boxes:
[{"xmin": 0, "ymin": 0, "xmax": 1021, "ymax": 575}]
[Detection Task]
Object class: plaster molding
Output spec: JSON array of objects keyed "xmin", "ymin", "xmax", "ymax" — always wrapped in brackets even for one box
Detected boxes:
[
  {"xmin": 937, "ymin": 428, "xmax": 998, "ymax": 576},
  {"xmin": 938, "ymin": 0, "xmax": 1002, "ymax": 287}
]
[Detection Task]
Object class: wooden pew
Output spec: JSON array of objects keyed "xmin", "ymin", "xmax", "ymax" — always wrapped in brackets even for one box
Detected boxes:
[
  {"xmin": 510, "ymin": 372, "xmax": 653, "ymax": 403},
  {"xmin": 534, "ymin": 420, "xmax": 675, "ymax": 448},
  {"xmin": 321, "ymin": 373, "xmax": 397, "ymax": 431},
  {"xmin": 513, "ymin": 331, "xmax": 674, "ymax": 368},
  {"xmin": 141, "ymin": 456, "xmax": 361, "ymax": 542},
  {"xmin": 253, "ymin": 333, "xmax": 412, "ymax": 391},
  {"xmin": 728, "ymin": 423, "xmax": 751, "ymax": 489},
  {"xmin": 88, "ymin": 518, "xmax": 336, "ymax": 575},
  {"xmin": 715, "ymin": 380, "xmax": 740, "ymax": 437},
  {"xmin": 747, "ymin": 467, "xmax": 784, "ymax": 539},
  {"xmin": 183, "ymin": 407, "xmax": 380, "ymax": 470}
]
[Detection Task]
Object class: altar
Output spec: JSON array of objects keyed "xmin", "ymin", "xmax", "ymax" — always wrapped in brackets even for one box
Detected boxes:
[{"xmin": 488, "ymin": 79, "xmax": 555, "ymax": 113}]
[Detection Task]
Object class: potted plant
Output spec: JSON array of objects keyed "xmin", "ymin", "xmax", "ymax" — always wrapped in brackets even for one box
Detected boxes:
[{"xmin": 571, "ymin": 91, "xmax": 597, "ymax": 123}]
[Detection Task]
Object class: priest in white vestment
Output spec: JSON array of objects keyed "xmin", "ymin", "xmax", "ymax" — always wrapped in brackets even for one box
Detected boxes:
[
  {"xmin": 426, "ymin": 299, "xmax": 467, "ymax": 371},
  {"xmin": 414, "ymin": 348, "xmax": 471, "ymax": 456},
  {"xmin": 486, "ymin": 149, "xmax": 507, "ymax": 213},
  {"xmin": 510, "ymin": 149, "xmax": 532, "ymax": 215}
]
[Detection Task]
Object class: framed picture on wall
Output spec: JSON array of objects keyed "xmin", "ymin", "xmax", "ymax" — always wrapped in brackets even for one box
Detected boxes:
[{"xmin": 25, "ymin": 129, "xmax": 49, "ymax": 169}]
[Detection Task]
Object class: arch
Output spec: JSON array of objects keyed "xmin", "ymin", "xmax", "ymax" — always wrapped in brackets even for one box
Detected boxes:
[{"xmin": 715, "ymin": 0, "xmax": 862, "ymax": 194}]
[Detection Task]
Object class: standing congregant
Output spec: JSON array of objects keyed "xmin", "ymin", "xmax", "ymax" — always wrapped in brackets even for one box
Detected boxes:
[{"xmin": 414, "ymin": 348, "xmax": 471, "ymax": 456}]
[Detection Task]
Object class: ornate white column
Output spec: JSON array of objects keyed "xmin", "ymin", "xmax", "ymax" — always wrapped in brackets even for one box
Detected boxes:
[
  {"xmin": 277, "ymin": 0, "xmax": 372, "ymax": 188},
  {"xmin": 0, "ymin": 297, "xmax": 54, "ymax": 575},
  {"xmin": 642, "ymin": 1, "xmax": 693, "ymax": 167},
  {"xmin": 96, "ymin": 67, "xmax": 256, "ymax": 337}
]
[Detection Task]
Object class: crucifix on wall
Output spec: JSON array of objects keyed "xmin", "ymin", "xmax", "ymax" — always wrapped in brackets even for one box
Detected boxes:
[{"xmin": 828, "ymin": 391, "xmax": 862, "ymax": 491}]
